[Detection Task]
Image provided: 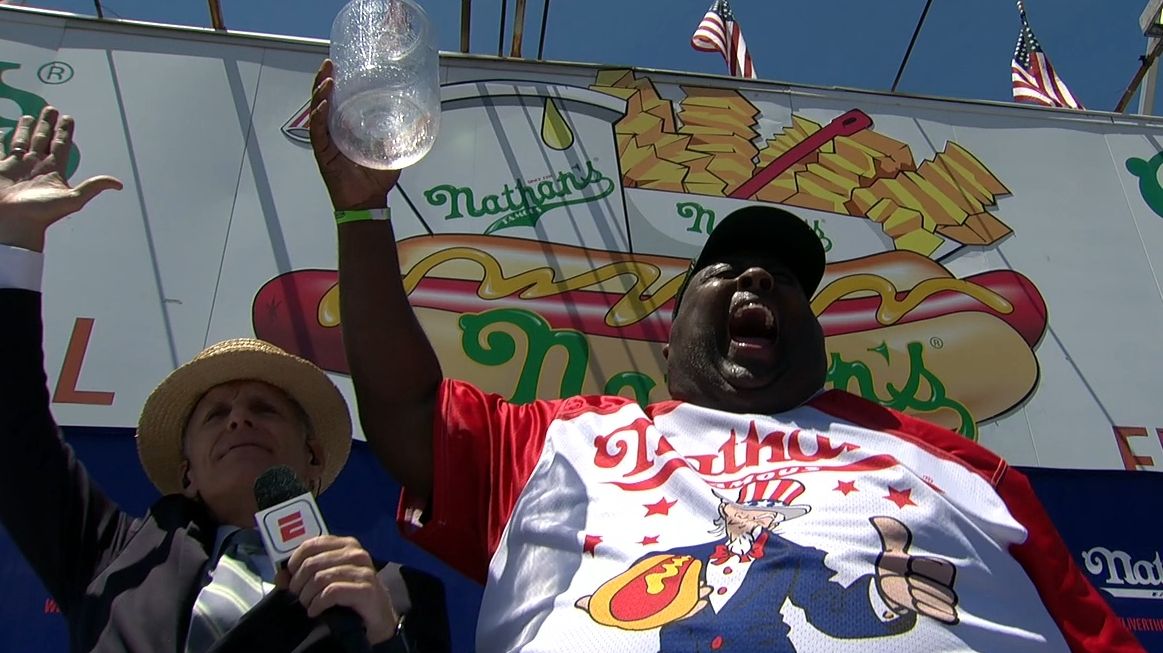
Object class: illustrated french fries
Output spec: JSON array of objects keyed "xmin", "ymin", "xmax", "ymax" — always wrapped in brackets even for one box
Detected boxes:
[
  {"xmin": 936, "ymin": 213, "xmax": 1012, "ymax": 245},
  {"xmin": 653, "ymin": 134, "xmax": 703, "ymax": 163},
  {"xmin": 942, "ymin": 142, "xmax": 1009, "ymax": 196},
  {"xmin": 901, "ymin": 171, "xmax": 969, "ymax": 226},
  {"xmin": 594, "ymin": 68, "xmax": 635, "ymax": 87},
  {"xmin": 790, "ymin": 170, "xmax": 852, "ymax": 214},
  {"xmin": 593, "ymin": 69, "xmax": 1012, "ymax": 251},
  {"xmin": 753, "ymin": 167, "xmax": 802, "ymax": 203},
  {"xmin": 894, "ymin": 229, "xmax": 945, "ymax": 257},
  {"xmin": 616, "ymin": 112, "xmax": 666, "ymax": 144},
  {"xmin": 683, "ymin": 156, "xmax": 728, "ymax": 195},
  {"xmin": 916, "ymin": 160, "xmax": 986, "ymax": 216},
  {"xmin": 618, "ymin": 137, "xmax": 656, "ymax": 185},
  {"xmin": 846, "ymin": 130, "xmax": 915, "ymax": 174},
  {"xmin": 678, "ymin": 85, "xmax": 760, "ymax": 114}
]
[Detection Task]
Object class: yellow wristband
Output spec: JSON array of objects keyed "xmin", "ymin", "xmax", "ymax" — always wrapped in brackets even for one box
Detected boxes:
[{"xmin": 335, "ymin": 208, "xmax": 391, "ymax": 225}]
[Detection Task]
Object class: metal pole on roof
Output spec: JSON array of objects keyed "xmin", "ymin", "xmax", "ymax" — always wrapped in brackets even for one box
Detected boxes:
[
  {"xmin": 510, "ymin": 0, "xmax": 527, "ymax": 57},
  {"xmin": 208, "ymin": 0, "xmax": 226, "ymax": 30},
  {"xmin": 891, "ymin": 0, "xmax": 934, "ymax": 93},
  {"xmin": 1116, "ymin": 37, "xmax": 1163, "ymax": 112},
  {"xmin": 1139, "ymin": 37, "xmax": 1160, "ymax": 114},
  {"xmin": 460, "ymin": 0, "xmax": 472, "ymax": 52},
  {"xmin": 497, "ymin": 0, "xmax": 508, "ymax": 57},
  {"xmin": 93, "ymin": 0, "xmax": 104, "ymax": 19},
  {"xmin": 536, "ymin": 0, "xmax": 550, "ymax": 60}
]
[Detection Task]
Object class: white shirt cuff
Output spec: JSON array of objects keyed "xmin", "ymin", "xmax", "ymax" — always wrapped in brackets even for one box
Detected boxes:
[{"xmin": 0, "ymin": 244, "xmax": 44, "ymax": 291}]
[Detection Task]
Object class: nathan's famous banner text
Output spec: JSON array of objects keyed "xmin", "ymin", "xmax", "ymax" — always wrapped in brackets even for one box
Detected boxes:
[{"xmin": 1022, "ymin": 467, "xmax": 1163, "ymax": 649}]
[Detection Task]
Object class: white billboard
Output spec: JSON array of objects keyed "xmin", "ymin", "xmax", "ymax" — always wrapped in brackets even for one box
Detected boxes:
[{"xmin": 4, "ymin": 6, "xmax": 1163, "ymax": 472}]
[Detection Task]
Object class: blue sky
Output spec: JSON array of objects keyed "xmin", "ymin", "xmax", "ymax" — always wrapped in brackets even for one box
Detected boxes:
[{"xmin": 10, "ymin": 0, "xmax": 1160, "ymax": 111}]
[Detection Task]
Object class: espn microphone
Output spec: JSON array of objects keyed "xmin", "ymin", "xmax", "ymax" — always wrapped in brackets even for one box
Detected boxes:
[{"xmin": 254, "ymin": 466, "xmax": 371, "ymax": 653}]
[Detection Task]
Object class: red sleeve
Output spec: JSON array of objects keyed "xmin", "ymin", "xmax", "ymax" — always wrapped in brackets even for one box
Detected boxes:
[
  {"xmin": 397, "ymin": 379, "xmax": 564, "ymax": 584},
  {"xmin": 811, "ymin": 390, "xmax": 1144, "ymax": 653}
]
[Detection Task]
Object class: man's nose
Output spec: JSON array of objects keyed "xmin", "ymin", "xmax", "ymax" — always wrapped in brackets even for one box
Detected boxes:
[
  {"xmin": 227, "ymin": 407, "xmax": 254, "ymax": 430},
  {"xmin": 736, "ymin": 267, "xmax": 774, "ymax": 293}
]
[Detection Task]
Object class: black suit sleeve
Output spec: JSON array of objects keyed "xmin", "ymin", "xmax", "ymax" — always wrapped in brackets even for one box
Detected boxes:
[
  {"xmin": 0, "ymin": 289, "xmax": 135, "ymax": 612},
  {"xmin": 369, "ymin": 565, "xmax": 450, "ymax": 653}
]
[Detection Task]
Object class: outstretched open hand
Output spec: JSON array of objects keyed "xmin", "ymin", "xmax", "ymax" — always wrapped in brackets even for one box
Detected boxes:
[{"xmin": 0, "ymin": 106, "xmax": 122, "ymax": 252}]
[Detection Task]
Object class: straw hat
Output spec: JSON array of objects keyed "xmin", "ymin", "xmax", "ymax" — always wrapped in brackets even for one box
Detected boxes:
[{"xmin": 136, "ymin": 338, "xmax": 352, "ymax": 496}]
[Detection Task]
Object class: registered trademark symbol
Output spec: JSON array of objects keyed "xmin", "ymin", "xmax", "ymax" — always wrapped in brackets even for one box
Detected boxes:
[
  {"xmin": 929, "ymin": 336, "xmax": 944, "ymax": 349},
  {"xmin": 38, "ymin": 61, "xmax": 74, "ymax": 85}
]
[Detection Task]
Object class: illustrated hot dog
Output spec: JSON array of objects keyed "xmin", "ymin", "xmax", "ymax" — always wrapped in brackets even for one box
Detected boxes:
[
  {"xmin": 585, "ymin": 553, "xmax": 705, "ymax": 631},
  {"xmin": 252, "ymin": 233, "xmax": 1048, "ymax": 431}
]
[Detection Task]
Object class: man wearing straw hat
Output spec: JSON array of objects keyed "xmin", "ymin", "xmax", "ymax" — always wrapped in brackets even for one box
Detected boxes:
[{"xmin": 0, "ymin": 107, "xmax": 449, "ymax": 652}]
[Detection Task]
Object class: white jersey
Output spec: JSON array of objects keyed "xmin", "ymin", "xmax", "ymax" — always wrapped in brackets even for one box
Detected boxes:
[{"xmin": 398, "ymin": 381, "xmax": 1138, "ymax": 652}]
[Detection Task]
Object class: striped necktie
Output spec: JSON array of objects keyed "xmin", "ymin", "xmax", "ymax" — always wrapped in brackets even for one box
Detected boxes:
[{"xmin": 185, "ymin": 529, "xmax": 269, "ymax": 653}]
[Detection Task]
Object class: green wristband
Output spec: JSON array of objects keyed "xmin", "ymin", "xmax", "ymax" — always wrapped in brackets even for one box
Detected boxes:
[{"xmin": 334, "ymin": 208, "xmax": 391, "ymax": 225}]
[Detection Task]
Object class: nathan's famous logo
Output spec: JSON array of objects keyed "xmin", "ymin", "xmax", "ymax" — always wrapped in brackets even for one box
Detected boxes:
[
  {"xmin": 0, "ymin": 61, "xmax": 81, "ymax": 177},
  {"xmin": 421, "ymin": 160, "xmax": 616, "ymax": 234},
  {"xmin": 591, "ymin": 418, "xmax": 902, "ymax": 492},
  {"xmin": 252, "ymin": 233, "xmax": 1047, "ymax": 440},
  {"xmin": 1084, "ymin": 547, "xmax": 1163, "ymax": 600}
]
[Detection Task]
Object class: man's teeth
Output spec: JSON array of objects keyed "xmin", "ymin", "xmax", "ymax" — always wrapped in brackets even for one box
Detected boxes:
[{"xmin": 729, "ymin": 303, "xmax": 776, "ymax": 338}]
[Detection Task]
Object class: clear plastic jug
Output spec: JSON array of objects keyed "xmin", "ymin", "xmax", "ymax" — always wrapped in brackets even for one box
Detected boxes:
[{"xmin": 328, "ymin": 0, "xmax": 440, "ymax": 170}]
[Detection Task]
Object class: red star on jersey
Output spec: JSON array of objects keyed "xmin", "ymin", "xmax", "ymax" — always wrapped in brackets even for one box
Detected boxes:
[
  {"xmin": 833, "ymin": 480, "xmax": 858, "ymax": 496},
  {"xmin": 885, "ymin": 486, "xmax": 916, "ymax": 509},
  {"xmin": 583, "ymin": 534, "xmax": 603, "ymax": 555},
  {"xmin": 644, "ymin": 497, "xmax": 677, "ymax": 517},
  {"xmin": 638, "ymin": 535, "xmax": 659, "ymax": 546}
]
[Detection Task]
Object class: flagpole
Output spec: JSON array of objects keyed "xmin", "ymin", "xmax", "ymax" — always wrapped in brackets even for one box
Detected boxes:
[
  {"xmin": 891, "ymin": 0, "xmax": 934, "ymax": 92},
  {"xmin": 497, "ymin": 0, "xmax": 508, "ymax": 57},
  {"xmin": 536, "ymin": 0, "xmax": 551, "ymax": 60},
  {"xmin": 460, "ymin": 0, "xmax": 471, "ymax": 53}
]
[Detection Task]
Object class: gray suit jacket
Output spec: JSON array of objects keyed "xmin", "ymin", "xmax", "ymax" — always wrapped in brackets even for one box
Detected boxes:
[{"xmin": 0, "ymin": 288, "xmax": 450, "ymax": 652}]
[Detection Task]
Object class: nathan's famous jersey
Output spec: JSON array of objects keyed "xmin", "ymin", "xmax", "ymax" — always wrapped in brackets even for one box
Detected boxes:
[{"xmin": 397, "ymin": 381, "xmax": 1138, "ymax": 653}]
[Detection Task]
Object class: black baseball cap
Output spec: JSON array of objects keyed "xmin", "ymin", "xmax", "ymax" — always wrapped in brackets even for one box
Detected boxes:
[{"xmin": 673, "ymin": 205, "xmax": 826, "ymax": 314}]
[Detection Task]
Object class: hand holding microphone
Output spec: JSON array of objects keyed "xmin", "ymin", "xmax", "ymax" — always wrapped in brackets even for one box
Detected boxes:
[{"xmin": 254, "ymin": 466, "xmax": 401, "ymax": 649}]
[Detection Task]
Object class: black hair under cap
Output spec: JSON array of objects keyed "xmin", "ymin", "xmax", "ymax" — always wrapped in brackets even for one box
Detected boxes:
[{"xmin": 673, "ymin": 205, "xmax": 826, "ymax": 314}]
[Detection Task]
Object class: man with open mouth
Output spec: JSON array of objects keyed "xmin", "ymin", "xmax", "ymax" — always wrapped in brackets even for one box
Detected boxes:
[{"xmin": 310, "ymin": 59, "xmax": 1140, "ymax": 652}]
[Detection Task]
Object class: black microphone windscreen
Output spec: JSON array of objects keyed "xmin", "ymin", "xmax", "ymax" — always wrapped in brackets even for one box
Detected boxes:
[{"xmin": 254, "ymin": 465, "xmax": 310, "ymax": 510}]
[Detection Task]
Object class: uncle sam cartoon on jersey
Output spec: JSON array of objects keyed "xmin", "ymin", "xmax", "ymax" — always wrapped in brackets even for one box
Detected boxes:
[{"xmin": 575, "ymin": 478, "xmax": 959, "ymax": 652}]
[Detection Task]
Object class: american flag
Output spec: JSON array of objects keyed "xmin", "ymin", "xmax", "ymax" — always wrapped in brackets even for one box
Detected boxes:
[
  {"xmin": 691, "ymin": 0, "xmax": 757, "ymax": 79},
  {"xmin": 1011, "ymin": 2, "xmax": 1082, "ymax": 109}
]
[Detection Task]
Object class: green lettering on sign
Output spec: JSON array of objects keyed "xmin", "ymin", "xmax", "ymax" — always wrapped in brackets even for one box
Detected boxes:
[
  {"xmin": 460, "ymin": 308, "xmax": 589, "ymax": 404},
  {"xmin": 603, "ymin": 371, "xmax": 657, "ymax": 408},
  {"xmin": 827, "ymin": 340, "xmax": 976, "ymax": 440},
  {"xmin": 674, "ymin": 199, "xmax": 832, "ymax": 252},
  {"xmin": 423, "ymin": 161, "xmax": 615, "ymax": 235}
]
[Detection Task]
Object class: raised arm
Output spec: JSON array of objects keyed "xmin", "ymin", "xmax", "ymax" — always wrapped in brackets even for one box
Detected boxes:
[
  {"xmin": 309, "ymin": 60, "xmax": 442, "ymax": 499},
  {"xmin": 0, "ymin": 107, "xmax": 124, "ymax": 609}
]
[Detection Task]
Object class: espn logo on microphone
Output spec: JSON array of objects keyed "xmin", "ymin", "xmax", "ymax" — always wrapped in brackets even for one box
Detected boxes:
[{"xmin": 255, "ymin": 494, "xmax": 329, "ymax": 564}]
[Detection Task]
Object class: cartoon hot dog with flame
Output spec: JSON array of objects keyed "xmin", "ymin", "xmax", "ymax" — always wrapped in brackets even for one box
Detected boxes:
[{"xmin": 253, "ymin": 234, "xmax": 1046, "ymax": 437}]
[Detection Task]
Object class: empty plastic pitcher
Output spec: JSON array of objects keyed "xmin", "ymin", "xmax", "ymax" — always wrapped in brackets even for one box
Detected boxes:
[{"xmin": 328, "ymin": 0, "xmax": 440, "ymax": 170}]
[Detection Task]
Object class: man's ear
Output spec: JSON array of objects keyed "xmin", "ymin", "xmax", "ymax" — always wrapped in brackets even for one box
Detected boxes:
[
  {"xmin": 305, "ymin": 440, "xmax": 326, "ymax": 494},
  {"xmin": 178, "ymin": 459, "xmax": 198, "ymax": 499}
]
